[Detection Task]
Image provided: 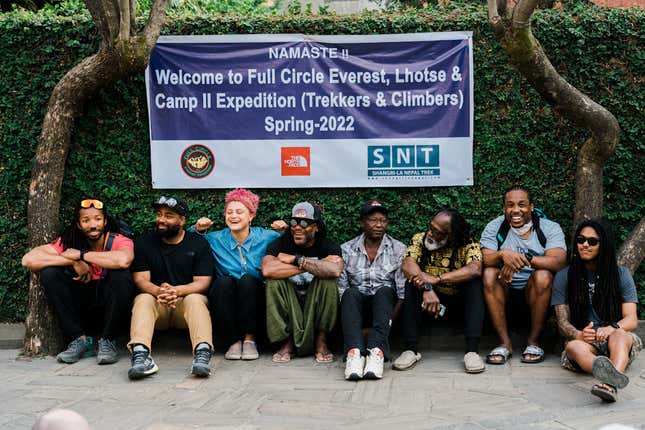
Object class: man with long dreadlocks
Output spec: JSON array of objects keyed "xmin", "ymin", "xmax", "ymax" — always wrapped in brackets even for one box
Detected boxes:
[
  {"xmin": 552, "ymin": 219, "xmax": 641, "ymax": 403},
  {"xmin": 22, "ymin": 198, "xmax": 135, "ymax": 364},
  {"xmin": 392, "ymin": 208, "xmax": 485, "ymax": 374}
]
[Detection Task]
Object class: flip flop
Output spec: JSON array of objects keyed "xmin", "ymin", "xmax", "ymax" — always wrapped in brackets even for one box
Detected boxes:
[
  {"xmin": 590, "ymin": 383, "xmax": 617, "ymax": 402},
  {"xmin": 521, "ymin": 345, "xmax": 545, "ymax": 363},
  {"xmin": 271, "ymin": 350, "xmax": 293, "ymax": 363},
  {"xmin": 592, "ymin": 356, "xmax": 629, "ymax": 389},
  {"xmin": 486, "ymin": 346, "xmax": 512, "ymax": 365},
  {"xmin": 315, "ymin": 350, "xmax": 334, "ymax": 363}
]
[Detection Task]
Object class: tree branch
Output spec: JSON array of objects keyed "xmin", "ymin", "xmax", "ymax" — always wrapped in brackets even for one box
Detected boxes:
[
  {"xmin": 618, "ymin": 217, "xmax": 645, "ymax": 273},
  {"xmin": 118, "ymin": 0, "xmax": 131, "ymax": 40},
  {"xmin": 487, "ymin": 0, "xmax": 504, "ymax": 35},
  {"xmin": 143, "ymin": 0, "xmax": 171, "ymax": 47},
  {"xmin": 512, "ymin": 0, "xmax": 539, "ymax": 29},
  {"xmin": 84, "ymin": 0, "xmax": 120, "ymax": 49}
]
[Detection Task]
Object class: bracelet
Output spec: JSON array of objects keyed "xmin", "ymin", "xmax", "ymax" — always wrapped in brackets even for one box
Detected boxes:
[
  {"xmin": 293, "ymin": 254, "xmax": 302, "ymax": 266},
  {"xmin": 298, "ymin": 256, "xmax": 307, "ymax": 270},
  {"xmin": 437, "ymin": 274, "xmax": 443, "ymax": 283}
]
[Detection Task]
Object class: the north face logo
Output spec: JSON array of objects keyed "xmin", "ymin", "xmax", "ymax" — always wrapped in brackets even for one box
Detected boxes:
[{"xmin": 281, "ymin": 147, "xmax": 310, "ymax": 176}]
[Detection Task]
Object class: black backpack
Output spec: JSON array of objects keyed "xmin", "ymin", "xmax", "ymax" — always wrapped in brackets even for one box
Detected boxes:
[
  {"xmin": 105, "ymin": 219, "xmax": 134, "ymax": 251},
  {"xmin": 496, "ymin": 208, "xmax": 547, "ymax": 250}
]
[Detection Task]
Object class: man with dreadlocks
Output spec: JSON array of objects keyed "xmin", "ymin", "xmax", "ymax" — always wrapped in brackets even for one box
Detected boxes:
[
  {"xmin": 392, "ymin": 208, "xmax": 485, "ymax": 373},
  {"xmin": 481, "ymin": 185, "xmax": 566, "ymax": 365},
  {"xmin": 22, "ymin": 198, "xmax": 135, "ymax": 364},
  {"xmin": 552, "ymin": 219, "xmax": 641, "ymax": 403}
]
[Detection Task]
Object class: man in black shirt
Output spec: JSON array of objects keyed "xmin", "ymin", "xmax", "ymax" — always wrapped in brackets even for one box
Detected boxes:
[
  {"xmin": 262, "ymin": 202, "xmax": 344, "ymax": 363},
  {"xmin": 127, "ymin": 196, "xmax": 214, "ymax": 380}
]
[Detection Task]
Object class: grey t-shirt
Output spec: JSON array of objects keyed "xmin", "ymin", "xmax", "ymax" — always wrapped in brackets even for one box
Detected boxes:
[
  {"xmin": 480, "ymin": 215, "xmax": 566, "ymax": 289},
  {"xmin": 551, "ymin": 265, "xmax": 638, "ymax": 327}
]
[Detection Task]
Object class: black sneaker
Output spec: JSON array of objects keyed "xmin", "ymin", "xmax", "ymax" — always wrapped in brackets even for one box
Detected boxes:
[
  {"xmin": 191, "ymin": 345, "xmax": 212, "ymax": 377},
  {"xmin": 56, "ymin": 337, "xmax": 88, "ymax": 364},
  {"xmin": 128, "ymin": 346, "xmax": 159, "ymax": 380},
  {"xmin": 97, "ymin": 338, "xmax": 118, "ymax": 365}
]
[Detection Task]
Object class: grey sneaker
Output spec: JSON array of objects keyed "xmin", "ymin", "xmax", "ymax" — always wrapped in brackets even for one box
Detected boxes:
[
  {"xmin": 392, "ymin": 350, "xmax": 422, "ymax": 371},
  {"xmin": 97, "ymin": 338, "xmax": 118, "ymax": 365},
  {"xmin": 128, "ymin": 346, "xmax": 159, "ymax": 380},
  {"xmin": 56, "ymin": 337, "xmax": 89, "ymax": 364},
  {"xmin": 191, "ymin": 345, "xmax": 212, "ymax": 377}
]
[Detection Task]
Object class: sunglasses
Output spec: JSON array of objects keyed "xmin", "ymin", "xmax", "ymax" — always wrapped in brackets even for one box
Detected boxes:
[
  {"xmin": 156, "ymin": 196, "xmax": 178, "ymax": 207},
  {"xmin": 80, "ymin": 199, "xmax": 104, "ymax": 209},
  {"xmin": 576, "ymin": 236, "xmax": 599, "ymax": 246},
  {"xmin": 290, "ymin": 218, "xmax": 314, "ymax": 228}
]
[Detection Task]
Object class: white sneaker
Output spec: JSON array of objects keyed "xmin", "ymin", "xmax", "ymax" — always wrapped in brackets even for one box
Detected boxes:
[
  {"xmin": 364, "ymin": 347, "xmax": 384, "ymax": 379},
  {"xmin": 392, "ymin": 350, "xmax": 421, "ymax": 371},
  {"xmin": 344, "ymin": 348, "xmax": 365, "ymax": 381}
]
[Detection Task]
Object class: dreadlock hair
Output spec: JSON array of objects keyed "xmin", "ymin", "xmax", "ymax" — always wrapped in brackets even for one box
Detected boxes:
[
  {"xmin": 59, "ymin": 198, "xmax": 120, "ymax": 251},
  {"xmin": 420, "ymin": 207, "xmax": 473, "ymax": 270},
  {"xmin": 566, "ymin": 219, "xmax": 622, "ymax": 329},
  {"xmin": 502, "ymin": 184, "xmax": 532, "ymax": 205}
]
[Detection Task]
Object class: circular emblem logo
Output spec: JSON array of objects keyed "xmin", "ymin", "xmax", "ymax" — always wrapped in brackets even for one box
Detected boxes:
[{"xmin": 181, "ymin": 144, "xmax": 215, "ymax": 178}]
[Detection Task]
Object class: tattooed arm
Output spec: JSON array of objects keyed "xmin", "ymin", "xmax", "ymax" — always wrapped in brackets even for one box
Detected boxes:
[{"xmin": 554, "ymin": 304, "xmax": 583, "ymax": 341}]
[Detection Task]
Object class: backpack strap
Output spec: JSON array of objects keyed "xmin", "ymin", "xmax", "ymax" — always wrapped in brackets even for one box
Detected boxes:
[
  {"xmin": 105, "ymin": 231, "xmax": 116, "ymax": 252},
  {"xmin": 496, "ymin": 211, "xmax": 547, "ymax": 249}
]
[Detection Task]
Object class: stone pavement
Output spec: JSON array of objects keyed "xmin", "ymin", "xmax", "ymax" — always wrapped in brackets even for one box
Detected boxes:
[{"xmin": 2, "ymin": 334, "xmax": 645, "ymax": 430}]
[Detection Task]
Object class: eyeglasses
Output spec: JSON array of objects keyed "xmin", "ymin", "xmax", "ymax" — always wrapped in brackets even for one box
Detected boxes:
[
  {"xmin": 576, "ymin": 236, "xmax": 599, "ymax": 246},
  {"xmin": 427, "ymin": 225, "xmax": 448, "ymax": 241},
  {"xmin": 80, "ymin": 199, "xmax": 104, "ymax": 209},
  {"xmin": 156, "ymin": 196, "xmax": 178, "ymax": 207},
  {"xmin": 365, "ymin": 217, "xmax": 388, "ymax": 226},
  {"xmin": 290, "ymin": 218, "xmax": 314, "ymax": 228}
]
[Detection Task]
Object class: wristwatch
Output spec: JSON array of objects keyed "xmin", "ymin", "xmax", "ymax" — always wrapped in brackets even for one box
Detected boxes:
[
  {"xmin": 524, "ymin": 252, "xmax": 533, "ymax": 263},
  {"xmin": 422, "ymin": 283, "xmax": 433, "ymax": 292},
  {"xmin": 79, "ymin": 249, "xmax": 86, "ymax": 262},
  {"xmin": 611, "ymin": 322, "xmax": 620, "ymax": 329}
]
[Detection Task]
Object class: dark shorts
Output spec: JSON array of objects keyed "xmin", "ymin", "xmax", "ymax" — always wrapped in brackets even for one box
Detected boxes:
[{"xmin": 561, "ymin": 332, "xmax": 642, "ymax": 372}]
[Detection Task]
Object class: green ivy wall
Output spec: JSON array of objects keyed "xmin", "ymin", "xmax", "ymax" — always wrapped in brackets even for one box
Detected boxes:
[{"xmin": 0, "ymin": 4, "xmax": 643, "ymax": 320}]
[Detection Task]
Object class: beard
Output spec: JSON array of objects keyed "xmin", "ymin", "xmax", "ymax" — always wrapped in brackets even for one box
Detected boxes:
[
  {"xmin": 424, "ymin": 234, "xmax": 447, "ymax": 251},
  {"xmin": 83, "ymin": 227, "xmax": 105, "ymax": 243},
  {"xmin": 157, "ymin": 223, "xmax": 181, "ymax": 239}
]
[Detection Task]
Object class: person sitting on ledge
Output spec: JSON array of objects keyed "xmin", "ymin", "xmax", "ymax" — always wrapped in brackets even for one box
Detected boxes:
[
  {"xmin": 262, "ymin": 201, "xmax": 344, "ymax": 364},
  {"xmin": 22, "ymin": 198, "xmax": 135, "ymax": 365},
  {"xmin": 553, "ymin": 219, "xmax": 641, "ymax": 403}
]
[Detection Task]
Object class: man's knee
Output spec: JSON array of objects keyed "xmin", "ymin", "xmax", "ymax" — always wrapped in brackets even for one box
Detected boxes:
[
  {"xmin": 341, "ymin": 287, "xmax": 362, "ymax": 305},
  {"xmin": 609, "ymin": 329, "xmax": 633, "ymax": 349},
  {"xmin": 565, "ymin": 339, "xmax": 586, "ymax": 356},
  {"xmin": 482, "ymin": 268, "xmax": 500, "ymax": 292},
  {"xmin": 182, "ymin": 293, "xmax": 209, "ymax": 309},
  {"xmin": 132, "ymin": 293, "xmax": 157, "ymax": 310},
  {"xmin": 39, "ymin": 266, "xmax": 69, "ymax": 287},
  {"xmin": 528, "ymin": 269, "xmax": 553, "ymax": 294}
]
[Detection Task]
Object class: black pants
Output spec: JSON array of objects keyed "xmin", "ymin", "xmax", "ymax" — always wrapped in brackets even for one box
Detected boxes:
[
  {"xmin": 341, "ymin": 286, "xmax": 396, "ymax": 360},
  {"xmin": 208, "ymin": 274, "xmax": 264, "ymax": 347},
  {"xmin": 40, "ymin": 266, "xmax": 135, "ymax": 341},
  {"xmin": 401, "ymin": 279, "xmax": 484, "ymax": 353}
]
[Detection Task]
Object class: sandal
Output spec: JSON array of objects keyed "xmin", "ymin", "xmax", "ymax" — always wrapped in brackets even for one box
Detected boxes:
[
  {"xmin": 592, "ymin": 356, "xmax": 629, "ymax": 389},
  {"xmin": 464, "ymin": 352, "xmax": 485, "ymax": 373},
  {"xmin": 486, "ymin": 346, "xmax": 512, "ymax": 365},
  {"xmin": 590, "ymin": 383, "xmax": 617, "ymax": 402},
  {"xmin": 521, "ymin": 345, "xmax": 545, "ymax": 363},
  {"xmin": 315, "ymin": 350, "xmax": 334, "ymax": 363},
  {"xmin": 271, "ymin": 350, "xmax": 293, "ymax": 363}
]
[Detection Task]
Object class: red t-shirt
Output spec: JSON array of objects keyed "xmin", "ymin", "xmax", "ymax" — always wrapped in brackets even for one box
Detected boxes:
[{"xmin": 50, "ymin": 233, "xmax": 134, "ymax": 281}]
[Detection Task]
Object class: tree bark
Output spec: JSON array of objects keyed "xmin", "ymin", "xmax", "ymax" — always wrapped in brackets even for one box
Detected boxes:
[
  {"xmin": 24, "ymin": 0, "xmax": 170, "ymax": 356},
  {"xmin": 618, "ymin": 217, "xmax": 645, "ymax": 273}
]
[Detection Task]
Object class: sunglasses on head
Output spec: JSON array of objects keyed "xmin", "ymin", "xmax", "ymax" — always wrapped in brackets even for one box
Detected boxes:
[
  {"xmin": 80, "ymin": 199, "xmax": 104, "ymax": 209},
  {"xmin": 576, "ymin": 236, "xmax": 599, "ymax": 246},
  {"xmin": 290, "ymin": 218, "xmax": 314, "ymax": 228},
  {"xmin": 156, "ymin": 196, "xmax": 178, "ymax": 207}
]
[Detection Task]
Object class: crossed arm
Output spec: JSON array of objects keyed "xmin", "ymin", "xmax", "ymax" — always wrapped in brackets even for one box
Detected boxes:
[
  {"xmin": 482, "ymin": 247, "xmax": 566, "ymax": 283},
  {"xmin": 261, "ymin": 253, "xmax": 344, "ymax": 280}
]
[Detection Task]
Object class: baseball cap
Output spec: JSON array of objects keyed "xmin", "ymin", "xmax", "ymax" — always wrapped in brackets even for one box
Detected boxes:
[
  {"xmin": 360, "ymin": 200, "xmax": 389, "ymax": 217},
  {"xmin": 152, "ymin": 196, "xmax": 189, "ymax": 217},
  {"xmin": 291, "ymin": 202, "xmax": 320, "ymax": 222}
]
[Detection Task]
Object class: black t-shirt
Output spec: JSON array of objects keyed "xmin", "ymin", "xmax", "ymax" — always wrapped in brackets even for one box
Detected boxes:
[
  {"xmin": 265, "ymin": 234, "xmax": 341, "ymax": 259},
  {"xmin": 132, "ymin": 231, "xmax": 214, "ymax": 286}
]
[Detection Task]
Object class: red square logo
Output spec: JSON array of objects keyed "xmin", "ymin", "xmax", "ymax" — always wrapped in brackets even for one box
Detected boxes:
[{"xmin": 281, "ymin": 147, "xmax": 310, "ymax": 176}]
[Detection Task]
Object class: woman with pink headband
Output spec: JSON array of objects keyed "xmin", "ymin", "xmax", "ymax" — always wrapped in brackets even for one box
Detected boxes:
[{"xmin": 192, "ymin": 189, "xmax": 285, "ymax": 360}]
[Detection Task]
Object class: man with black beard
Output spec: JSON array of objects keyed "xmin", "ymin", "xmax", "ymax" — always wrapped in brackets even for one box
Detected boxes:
[
  {"xmin": 22, "ymin": 198, "xmax": 135, "ymax": 365},
  {"xmin": 127, "ymin": 196, "xmax": 215, "ymax": 380}
]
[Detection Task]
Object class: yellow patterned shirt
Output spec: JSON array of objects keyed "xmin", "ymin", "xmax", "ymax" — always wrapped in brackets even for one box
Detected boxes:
[{"xmin": 404, "ymin": 232, "xmax": 482, "ymax": 295}]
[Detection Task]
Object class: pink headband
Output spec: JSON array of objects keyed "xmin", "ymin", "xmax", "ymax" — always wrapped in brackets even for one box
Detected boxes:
[{"xmin": 224, "ymin": 189, "xmax": 259, "ymax": 214}]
